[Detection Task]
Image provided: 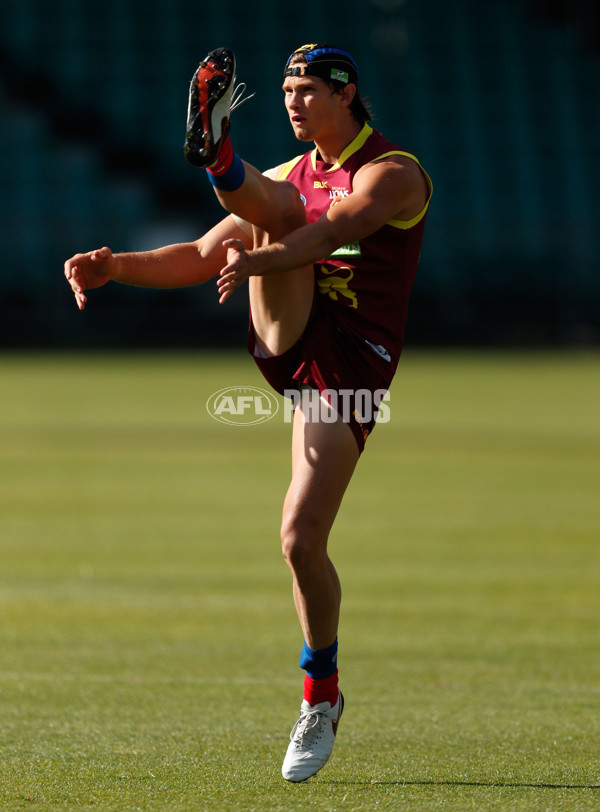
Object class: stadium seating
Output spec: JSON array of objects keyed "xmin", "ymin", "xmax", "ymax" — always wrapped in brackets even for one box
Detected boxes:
[{"xmin": 0, "ymin": 0, "xmax": 598, "ymax": 344}]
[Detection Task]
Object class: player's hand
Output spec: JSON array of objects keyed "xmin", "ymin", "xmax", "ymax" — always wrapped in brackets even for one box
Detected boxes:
[
  {"xmin": 64, "ymin": 246, "xmax": 114, "ymax": 310},
  {"xmin": 217, "ymin": 239, "xmax": 252, "ymax": 304}
]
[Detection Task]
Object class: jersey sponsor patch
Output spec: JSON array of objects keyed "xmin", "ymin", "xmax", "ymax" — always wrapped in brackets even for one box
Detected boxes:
[
  {"xmin": 329, "ymin": 187, "xmax": 349, "ymax": 200},
  {"xmin": 330, "ymin": 242, "xmax": 362, "ymax": 258}
]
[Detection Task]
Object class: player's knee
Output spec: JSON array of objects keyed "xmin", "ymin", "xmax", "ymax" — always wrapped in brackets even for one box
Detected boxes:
[
  {"xmin": 286, "ymin": 180, "xmax": 307, "ymax": 220},
  {"xmin": 280, "ymin": 512, "xmax": 326, "ymax": 573},
  {"xmin": 273, "ymin": 180, "xmax": 307, "ymax": 234}
]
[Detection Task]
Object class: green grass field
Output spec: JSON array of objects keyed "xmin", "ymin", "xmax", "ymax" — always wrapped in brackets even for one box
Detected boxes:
[{"xmin": 1, "ymin": 350, "xmax": 599, "ymax": 811}]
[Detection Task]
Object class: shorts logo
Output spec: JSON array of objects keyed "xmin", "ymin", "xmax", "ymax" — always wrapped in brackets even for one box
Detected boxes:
[{"xmin": 206, "ymin": 386, "xmax": 279, "ymax": 426}]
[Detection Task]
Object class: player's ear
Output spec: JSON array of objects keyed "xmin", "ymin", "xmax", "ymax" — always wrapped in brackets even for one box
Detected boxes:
[{"xmin": 339, "ymin": 83, "xmax": 357, "ymax": 108}]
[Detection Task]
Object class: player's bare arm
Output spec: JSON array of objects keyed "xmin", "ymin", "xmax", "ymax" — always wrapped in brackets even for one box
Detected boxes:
[
  {"xmin": 217, "ymin": 157, "xmax": 428, "ymax": 302},
  {"xmin": 64, "ymin": 215, "xmax": 251, "ymax": 310}
]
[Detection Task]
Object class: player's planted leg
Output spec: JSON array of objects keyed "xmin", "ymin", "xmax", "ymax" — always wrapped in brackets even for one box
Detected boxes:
[{"xmin": 280, "ymin": 398, "xmax": 359, "ymax": 781}]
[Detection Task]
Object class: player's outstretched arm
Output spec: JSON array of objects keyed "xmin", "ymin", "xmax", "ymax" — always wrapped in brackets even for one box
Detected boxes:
[
  {"xmin": 64, "ymin": 246, "xmax": 115, "ymax": 311},
  {"xmin": 64, "ymin": 215, "xmax": 252, "ymax": 310}
]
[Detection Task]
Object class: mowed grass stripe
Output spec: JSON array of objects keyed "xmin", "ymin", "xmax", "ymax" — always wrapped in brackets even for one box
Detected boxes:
[{"xmin": 1, "ymin": 351, "xmax": 599, "ymax": 811}]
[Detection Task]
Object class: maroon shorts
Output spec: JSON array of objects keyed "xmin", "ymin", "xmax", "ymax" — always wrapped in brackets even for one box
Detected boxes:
[{"xmin": 248, "ymin": 296, "xmax": 392, "ymax": 453}]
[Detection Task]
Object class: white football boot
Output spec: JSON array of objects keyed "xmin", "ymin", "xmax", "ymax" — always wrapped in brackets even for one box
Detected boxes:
[{"xmin": 281, "ymin": 692, "xmax": 344, "ymax": 782}]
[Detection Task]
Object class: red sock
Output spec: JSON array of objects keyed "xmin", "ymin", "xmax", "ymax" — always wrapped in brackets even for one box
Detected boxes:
[
  {"xmin": 303, "ymin": 670, "xmax": 339, "ymax": 707},
  {"xmin": 207, "ymin": 134, "xmax": 234, "ymax": 175}
]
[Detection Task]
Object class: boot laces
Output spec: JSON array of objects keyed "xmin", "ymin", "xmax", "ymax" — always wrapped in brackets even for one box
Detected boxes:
[
  {"xmin": 290, "ymin": 708, "xmax": 324, "ymax": 746},
  {"xmin": 230, "ymin": 81, "xmax": 256, "ymax": 113}
]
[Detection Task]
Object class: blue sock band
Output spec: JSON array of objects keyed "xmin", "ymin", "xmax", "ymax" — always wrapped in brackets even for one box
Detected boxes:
[
  {"xmin": 299, "ymin": 638, "xmax": 338, "ymax": 679},
  {"xmin": 206, "ymin": 153, "xmax": 245, "ymax": 192}
]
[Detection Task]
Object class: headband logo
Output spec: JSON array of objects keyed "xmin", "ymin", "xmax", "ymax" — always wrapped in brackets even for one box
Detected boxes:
[{"xmin": 331, "ymin": 68, "xmax": 349, "ymax": 83}]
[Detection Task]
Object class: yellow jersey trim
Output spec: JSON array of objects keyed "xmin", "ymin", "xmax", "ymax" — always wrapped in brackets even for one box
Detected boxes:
[
  {"xmin": 277, "ymin": 134, "xmax": 433, "ymax": 230},
  {"xmin": 310, "ymin": 123, "xmax": 373, "ymax": 172},
  {"xmin": 277, "ymin": 154, "xmax": 304, "ymax": 180},
  {"xmin": 371, "ymin": 151, "xmax": 433, "ymax": 229}
]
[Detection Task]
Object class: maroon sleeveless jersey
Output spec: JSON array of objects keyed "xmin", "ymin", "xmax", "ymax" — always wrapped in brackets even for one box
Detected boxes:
[{"xmin": 279, "ymin": 124, "xmax": 432, "ymax": 380}]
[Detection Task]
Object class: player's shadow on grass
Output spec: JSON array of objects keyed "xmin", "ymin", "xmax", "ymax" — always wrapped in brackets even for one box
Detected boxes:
[{"xmin": 328, "ymin": 779, "xmax": 600, "ymax": 790}]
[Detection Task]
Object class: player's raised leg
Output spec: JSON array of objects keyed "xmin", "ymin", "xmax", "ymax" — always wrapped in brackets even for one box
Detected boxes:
[
  {"xmin": 184, "ymin": 46, "xmax": 315, "ymax": 355},
  {"xmin": 247, "ymin": 212, "xmax": 315, "ymax": 357},
  {"xmin": 184, "ymin": 47, "xmax": 288, "ymax": 230}
]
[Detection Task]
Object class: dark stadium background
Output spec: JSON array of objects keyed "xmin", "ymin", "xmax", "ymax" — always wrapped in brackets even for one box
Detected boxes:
[{"xmin": 0, "ymin": 0, "xmax": 598, "ymax": 350}]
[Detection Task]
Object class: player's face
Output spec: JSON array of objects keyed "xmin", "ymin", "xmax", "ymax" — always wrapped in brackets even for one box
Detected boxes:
[{"xmin": 282, "ymin": 75, "xmax": 343, "ymax": 142}]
